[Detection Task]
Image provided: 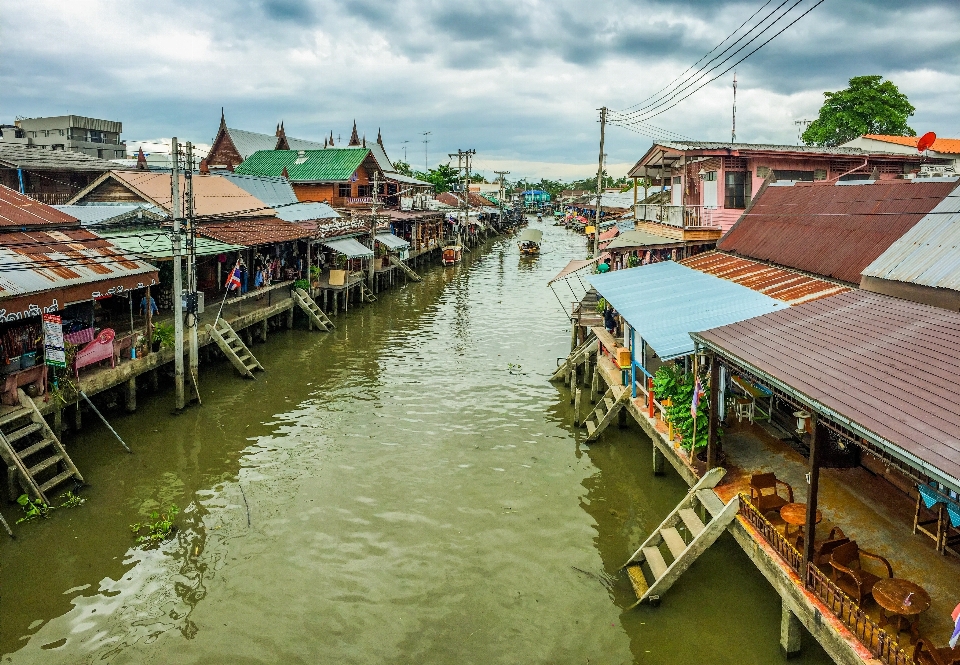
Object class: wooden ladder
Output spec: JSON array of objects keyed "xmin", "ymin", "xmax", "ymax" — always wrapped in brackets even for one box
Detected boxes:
[
  {"xmin": 389, "ymin": 255, "xmax": 422, "ymax": 282},
  {"xmin": 206, "ymin": 319, "xmax": 263, "ymax": 379},
  {"xmin": 621, "ymin": 467, "xmax": 740, "ymax": 607},
  {"xmin": 359, "ymin": 280, "xmax": 377, "ymax": 303},
  {"xmin": 583, "ymin": 385, "xmax": 629, "ymax": 441},
  {"xmin": 550, "ymin": 335, "xmax": 598, "ymax": 383},
  {"xmin": 0, "ymin": 390, "xmax": 83, "ymax": 504},
  {"xmin": 292, "ymin": 287, "xmax": 334, "ymax": 332}
]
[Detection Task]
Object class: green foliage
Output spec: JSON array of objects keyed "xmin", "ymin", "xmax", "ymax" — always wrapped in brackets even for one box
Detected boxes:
[
  {"xmin": 130, "ymin": 505, "xmax": 179, "ymax": 547},
  {"xmin": 627, "ymin": 254, "xmax": 640, "ymax": 268},
  {"xmin": 152, "ymin": 321, "xmax": 175, "ymax": 349},
  {"xmin": 652, "ymin": 365, "xmax": 710, "ymax": 451},
  {"xmin": 393, "ymin": 160, "xmax": 413, "ymax": 177},
  {"xmin": 469, "ymin": 173, "xmax": 488, "ymax": 183},
  {"xmin": 802, "ymin": 75, "xmax": 916, "ymax": 147},
  {"xmin": 293, "ymin": 279, "xmax": 310, "ymax": 291},
  {"xmin": 413, "ymin": 163, "xmax": 460, "ymax": 193},
  {"xmin": 595, "ymin": 297, "xmax": 607, "ymax": 313},
  {"xmin": 15, "ymin": 491, "xmax": 85, "ymax": 524},
  {"xmin": 309, "ymin": 265, "xmax": 322, "ymax": 279}
]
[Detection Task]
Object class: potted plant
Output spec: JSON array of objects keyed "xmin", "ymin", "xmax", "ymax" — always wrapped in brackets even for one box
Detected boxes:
[
  {"xmin": 309, "ymin": 265, "xmax": 321, "ymax": 288},
  {"xmin": 152, "ymin": 322, "xmax": 175, "ymax": 351}
]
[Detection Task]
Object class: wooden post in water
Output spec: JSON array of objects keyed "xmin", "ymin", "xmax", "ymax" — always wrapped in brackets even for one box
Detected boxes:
[
  {"xmin": 569, "ymin": 367, "xmax": 576, "ymax": 403},
  {"xmin": 574, "ymin": 388, "xmax": 582, "ymax": 426},
  {"xmin": 803, "ymin": 416, "xmax": 826, "ymax": 569}
]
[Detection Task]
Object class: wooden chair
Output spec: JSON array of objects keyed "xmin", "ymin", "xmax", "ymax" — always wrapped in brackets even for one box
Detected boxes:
[
  {"xmin": 749, "ymin": 472, "xmax": 794, "ymax": 515},
  {"xmin": 914, "ymin": 639, "xmax": 960, "ymax": 665},
  {"xmin": 796, "ymin": 526, "xmax": 848, "ymax": 571},
  {"xmin": 828, "ymin": 541, "xmax": 893, "ymax": 604}
]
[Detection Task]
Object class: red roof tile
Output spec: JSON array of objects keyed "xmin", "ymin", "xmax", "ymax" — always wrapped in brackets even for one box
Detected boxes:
[
  {"xmin": 864, "ymin": 134, "xmax": 960, "ymax": 155},
  {"xmin": 717, "ymin": 181, "xmax": 957, "ymax": 283}
]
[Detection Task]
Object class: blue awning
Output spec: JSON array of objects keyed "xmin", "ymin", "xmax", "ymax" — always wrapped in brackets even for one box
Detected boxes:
[{"xmin": 588, "ymin": 261, "xmax": 787, "ymax": 360}]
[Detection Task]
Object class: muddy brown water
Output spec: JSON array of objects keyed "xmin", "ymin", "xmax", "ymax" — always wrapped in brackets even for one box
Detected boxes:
[{"xmin": 0, "ymin": 221, "xmax": 832, "ymax": 664}]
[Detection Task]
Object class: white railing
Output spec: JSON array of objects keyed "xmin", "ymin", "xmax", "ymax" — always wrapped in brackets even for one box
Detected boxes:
[{"xmin": 635, "ymin": 204, "xmax": 720, "ymax": 229}]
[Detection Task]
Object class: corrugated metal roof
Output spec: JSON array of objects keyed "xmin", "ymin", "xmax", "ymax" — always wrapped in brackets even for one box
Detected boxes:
[
  {"xmin": 646, "ymin": 141, "xmax": 900, "ymax": 155},
  {"xmin": 235, "ymin": 149, "xmax": 370, "ymax": 182},
  {"xmin": 861, "ymin": 183, "xmax": 960, "ymax": 290},
  {"xmin": 225, "ymin": 128, "xmax": 283, "ymax": 160},
  {"xmin": 588, "ymin": 261, "xmax": 786, "ymax": 360},
  {"xmin": 864, "ymin": 134, "xmax": 960, "ymax": 155},
  {"xmin": 321, "ymin": 236, "xmax": 373, "ymax": 258},
  {"xmin": 717, "ymin": 180, "xmax": 957, "ymax": 284},
  {"xmin": 0, "ymin": 144, "xmax": 128, "ymax": 172},
  {"xmin": 374, "ymin": 232, "xmax": 409, "ymax": 250},
  {"xmin": 605, "ymin": 230, "xmax": 681, "ymax": 250},
  {"xmin": 680, "ymin": 252, "xmax": 849, "ymax": 305},
  {"xmin": 0, "ymin": 185, "xmax": 78, "ymax": 227},
  {"xmin": 385, "ymin": 172, "xmax": 431, "ymax": 186},
  {"xmin": 197, "ymin": 218, "xmax": 312, "ymax": 247},
  {"xmin": 0, "ymin": 227, "xmax": 158, "ymax": 317},
  {"xmin": 693, "ymin": 290, "xmax": 960, "ymax": 491},
  {"xmin": 95, "ymin": 228, "xmax": 245, "ymax": 259},
  {"xmin": 284, "ymin": 136, "xmax": 327, "ymax": 152},
  {"xmin": 216, "ymin": 172, "xmax": 339, "ymax": 222}
]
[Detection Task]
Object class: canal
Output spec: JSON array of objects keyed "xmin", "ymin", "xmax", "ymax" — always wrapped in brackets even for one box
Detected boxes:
[{"xmin": 0, "ymin": 220, "xmax": 832, "ymax": 664}]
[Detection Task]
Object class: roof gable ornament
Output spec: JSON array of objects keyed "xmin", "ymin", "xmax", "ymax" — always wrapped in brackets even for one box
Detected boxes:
[
  {"xmin": 281, "ymin": 166, "xmax": 289, "ymax": 179},
  {"xmin": 136, "ymin": 147, "xmax": 148, "ymax": 171},
  {"xmin": 349, "ymin": 120, "xmax": 360, "ymax": 146},
  {"xmin": 377, "ymin": 128, "xmax": 383, "ymax": 147}
]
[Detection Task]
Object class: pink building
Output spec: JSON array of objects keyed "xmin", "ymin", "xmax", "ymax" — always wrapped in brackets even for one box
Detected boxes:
[{"xmin": 627, "ymin": 141, "xmax": 937, "ymax": 232}]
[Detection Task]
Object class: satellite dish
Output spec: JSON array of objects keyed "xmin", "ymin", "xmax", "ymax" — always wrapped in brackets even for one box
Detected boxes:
[{"xmin": 917, "ymin": 132, "xmax": 937, "ymax": 153}]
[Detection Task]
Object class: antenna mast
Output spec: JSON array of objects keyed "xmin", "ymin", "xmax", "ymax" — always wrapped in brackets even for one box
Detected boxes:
[{"xmin": 731, "ymin": 72, "xmax": 737, "ymax": 143}]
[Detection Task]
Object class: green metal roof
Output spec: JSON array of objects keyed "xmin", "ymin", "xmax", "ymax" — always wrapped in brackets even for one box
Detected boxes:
[
  {"xmin": 235, "ymin": 148, "xmax": 370, "ymax": 182},
  {"xmin": 94, "ymin": 228, "xmax": 244, "ymax": 260}
]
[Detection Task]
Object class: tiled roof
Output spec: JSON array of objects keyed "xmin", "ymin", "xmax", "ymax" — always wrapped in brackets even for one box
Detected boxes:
[
  {"xmin": 717, "ymin": 180, "xmax": 957, "ymax": 284},
  {"xmin": 235, "ymin": 149, "xmax": 370, "ymax": 182},
  {"xmin": 680, "ymin": 251, "xmax": 849, "ymax": 305},
  {"xmin": 693, "ymin": 289, "xmax": 960, "ymax": 490},
  {"xmin": 0, "ymin": 144, "xmax": 127, "ymax": 172},
  {"xmin": 0, "ymin": 185, "xmax": 78, "ymax": 228},
  {"xmin": 861, "ymin": 181, "xmax": 960, "ymax": 290},
  {"xmin": 864, "ymin": 134, "xmax": 960, "ymax": 155},
  {"xmin": 198, "ymin": 217, "xmax": 313, "ymax": 247}
]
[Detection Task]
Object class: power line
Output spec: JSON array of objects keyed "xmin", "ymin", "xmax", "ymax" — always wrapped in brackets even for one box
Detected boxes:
[{"xmin": 613, "ymin": 0, "xmax": 825, "ymax": 126}]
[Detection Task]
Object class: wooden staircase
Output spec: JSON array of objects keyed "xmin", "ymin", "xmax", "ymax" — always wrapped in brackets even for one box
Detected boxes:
[
  {"xmin": 0, "ymin": 390, "xmax": 83, "ymax": 504},
  {"xmin": 550, "ymin": 334, "xmax": 598, "ymax": 383},
  {"xmin": 292, "ymin": 287, "xmax": 334, "ymax": 332},
  {"xmin": 583, "ymin": 385, "xmax": 629, "ymax": 441},
  {"xmin": 389, "ymin": 255, "xmax": 422, "ymax": 282},
  {"xmin": 621, "ymin": 468, "xmax": 740, "ymax": 607},
  {"xmin": 206, "ymin": 319, "xmax": 263, "ymax": 379}
]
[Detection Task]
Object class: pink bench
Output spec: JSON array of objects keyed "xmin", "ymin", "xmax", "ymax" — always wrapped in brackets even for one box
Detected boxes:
[{"xmin": 74, "ymin": 329, "xmax": 116, "ymax": 379}]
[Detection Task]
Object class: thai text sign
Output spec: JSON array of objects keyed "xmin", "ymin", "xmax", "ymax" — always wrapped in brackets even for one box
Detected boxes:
[{"xmin": 43, "ymin": 314, "xmax": 66, "ymax": 368}]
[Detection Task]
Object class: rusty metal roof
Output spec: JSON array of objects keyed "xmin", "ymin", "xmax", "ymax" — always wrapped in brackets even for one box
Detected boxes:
[
  {"xmin": 0, "ymin": 185, "xmax": 79, "ymax": 228},
  {"xmin": 197, "ymin": 217, "xmax": 313, "ymax": 247},
  {"xmin": 0, "ymin": 227, "xmax": 158, "ymax": 318},
  {"xmin": 0, "ymin": 144, "xmax": 128, "ymax": 172},
  {"xmin": 717, "ymin": 180, "xmax": 957, "ymax": 284},
  {"xmin": 680, "ymin": 252, "xmax": 849, "ymax": 305},
  {"xmin": 693, "ymin": 289, "xmax": 960, "ymax": 491}
]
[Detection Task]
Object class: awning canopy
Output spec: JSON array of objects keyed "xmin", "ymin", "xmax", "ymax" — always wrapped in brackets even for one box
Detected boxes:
[
  {"xmin": 374, "ymin": 232, "xmax": 409, "ymax": 251},
  {"xmin": 606, "ymin": 230, "xmax": 682, "ymax": 251},
  {"xmin": 548, "ymin": 258, "xmax": 599, "ymax": 285},
  {"xmin": 587, "ymin": 261, "xmax": 786, "ymax": 360},
  {"xmin": 518, "ymin": 228, "xmax": 542, "ymax": 243},
  {"xmin": 322, "ymin": 236, "xmax": 374, "ymax": 258},
  {"xmin": 95, "ymin": 228, "xmax": 245, "ymax": 260}
]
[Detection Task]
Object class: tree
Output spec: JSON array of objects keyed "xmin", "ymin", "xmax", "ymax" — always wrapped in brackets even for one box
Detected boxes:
[
  {"xmin": 393, "ymin": 160, "xmax": 413, "ymax": 177},
  {"xmin": 414, "ymin": 163, "xmax": 459, "ymax": 193},
  {"xmin": 469, "ymin": 173, "xmax": 487, "ymax": 183},
  {"xmin": 802, "ymin": 75, "xmax": 916, "ymax": 147}
]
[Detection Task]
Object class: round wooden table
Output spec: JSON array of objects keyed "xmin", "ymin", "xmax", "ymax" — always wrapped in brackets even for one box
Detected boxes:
[
  {"xmin": 780, "ymin": 503, "xmax": 822, "ymax": 539},
  {"xmin": 872, "ymin": 578, "xmax": 931, "ymax": 644}
]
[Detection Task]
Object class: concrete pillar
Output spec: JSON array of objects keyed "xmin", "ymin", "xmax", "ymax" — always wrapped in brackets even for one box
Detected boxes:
[
  {"xmin": 261, "ymin": 319, "xmax": 268, "ymax": 342},
  {"xmin": 780, "ymin": 602, "xmax": 802, "ymax": 658},
  {"xmin": 124, "ymin": 377, "xmax": 137, "ymax": 413},
  {"xmin": 52, "ymin": 405, "xmax": 63, "ymax": 439},
  {"xmin": 574, "ymin": 388, "xmax": 582, "ymax": 426},
  {"xmin": 569, "ymin": 366, "xmax": 576, "ymax": 403},
  {"xmin": 617, "ymin": 408, "xmax": 627, "ymax": 428},
  {"xmin": 652, "ymin": 446, "xmax": 665, "ymax": 475},
  {"xmin": 74, "ymin": 401, "xmax": 82, "ymax": 431},
  {"xmin": 149, "ymin": 368, "xmax": 159, "ymax": 391}
]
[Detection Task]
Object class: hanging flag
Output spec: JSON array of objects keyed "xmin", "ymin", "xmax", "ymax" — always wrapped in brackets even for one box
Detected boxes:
[
  {"xmin": 950, "ymin": 602, "xmax": 960, "ymax": 648},
  {"xmin": 224, "ymin": 262, "xmax": 242, "ymax": 291},
  {"xmin": 691, "ymin": 376, "xmax": 705, "ymax": 419}
]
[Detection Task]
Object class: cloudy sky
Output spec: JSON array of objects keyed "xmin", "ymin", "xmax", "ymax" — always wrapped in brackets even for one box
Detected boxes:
[{"xmin": 2, "ymin": 0, "xmax": 959, "ymax": 181}]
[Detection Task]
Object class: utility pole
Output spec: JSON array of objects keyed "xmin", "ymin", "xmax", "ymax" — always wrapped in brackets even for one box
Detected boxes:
[
  {"xmin": 422, "ymin": 131, "xmax": 431, "ymax": 171},
  {"xmin": 368, "ymin": 170, "xmax": 380, "ymax": 287},
  {"xmin": 170, "ymin": 137, "xmax": 185, "ymax": 411},
  {"xmin": 732, "ymin": 72, "xmax": 738, "ymax": 143},
  {"xmin": 449, "ymin": 149, "xmax": 475, "ymax": 247},
  {"xmin": 401, "ymin": 140, "xmax": 409, "ymax": 163},
  {"xmin": 594, "ymin": 107, "xmax": 607, "ymax": 258},
  {"xmin": 494, "ymin": 170, "xmax": 510, "ymax": 230},
  {"xmin": 185, "ymin": 141, "xmax": 199, "ymax": 402}
]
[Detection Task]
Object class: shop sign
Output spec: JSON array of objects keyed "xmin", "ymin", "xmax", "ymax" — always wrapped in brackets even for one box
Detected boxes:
[{"xmin": 42, "ymin": 314, "xmax": 66, "ymax": 368}]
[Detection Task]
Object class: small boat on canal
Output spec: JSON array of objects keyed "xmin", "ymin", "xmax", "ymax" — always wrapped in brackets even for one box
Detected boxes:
[
  {"xmin": 442, "ymin": 244, "xmax": 463, "ymax": 265},
  {"xmin": 517, "ymin": 228, "xmax": 543, "ymax": 256}
]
